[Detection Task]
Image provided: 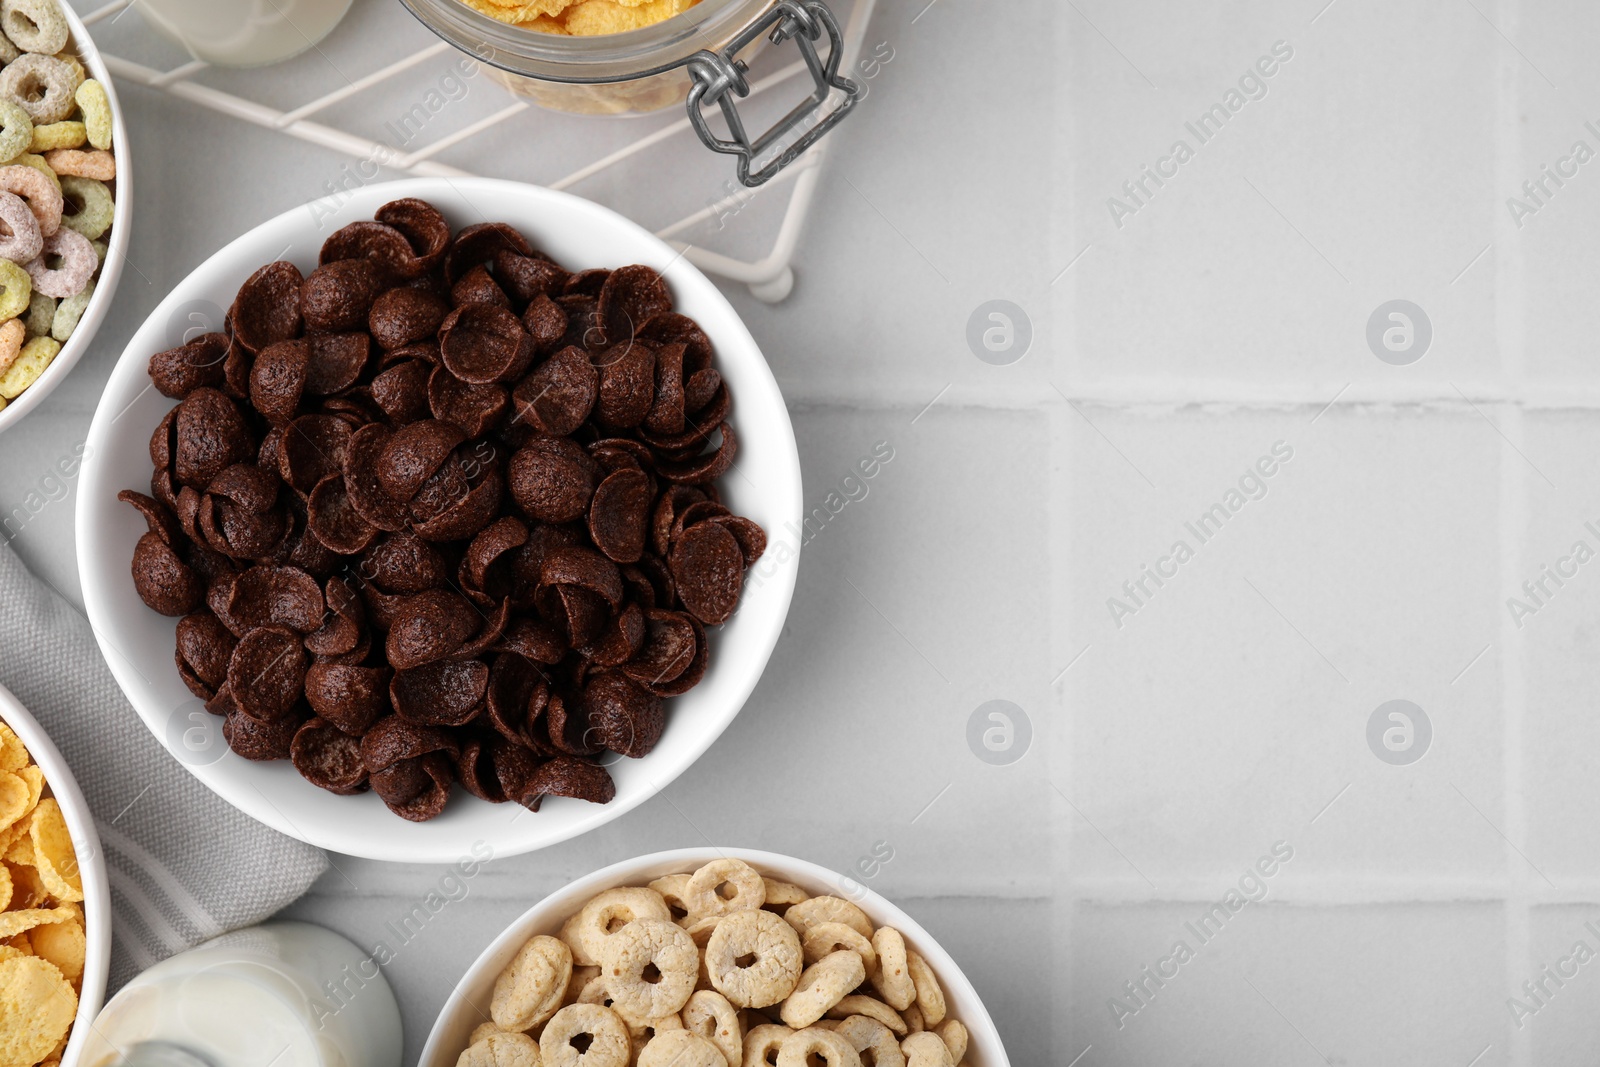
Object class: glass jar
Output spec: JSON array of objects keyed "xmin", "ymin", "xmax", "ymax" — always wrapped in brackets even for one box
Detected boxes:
[{"xmin": 397, "ymin": 0, "xmax": 860, "ymax": 186}]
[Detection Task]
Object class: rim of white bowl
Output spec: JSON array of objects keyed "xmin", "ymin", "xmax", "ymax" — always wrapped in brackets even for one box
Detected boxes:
[
  {"xmin": 77, "ymin": 177, "xmax": 802, "ymax": 862},
  {"xmin": 419, "ymin": 847, "xmax": 1012, "ymax": 1067},
  {"xmin": 0, "ymin": 683, "xmax": 111, "ymax": 1067},
  {"xmin": 0, "ymin": 3, "xmax": 132, "ymax": 435}
]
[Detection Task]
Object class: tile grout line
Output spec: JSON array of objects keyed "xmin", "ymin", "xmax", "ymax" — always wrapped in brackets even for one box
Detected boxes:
[{"xmin": 1500, "ymin": 9, "xmax": 1530, "ymax": 1057}]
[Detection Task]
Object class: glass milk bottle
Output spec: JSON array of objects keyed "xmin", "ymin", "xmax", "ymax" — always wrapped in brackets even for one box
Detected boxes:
[{"xmin": 80, "ymin": 922, "xmax": 401, "ymax": 1067}]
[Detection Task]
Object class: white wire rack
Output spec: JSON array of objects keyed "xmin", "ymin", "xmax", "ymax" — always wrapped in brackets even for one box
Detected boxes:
[{"xmin": 77, "ymin": 0, "xmax": 877, "ymax": 302}]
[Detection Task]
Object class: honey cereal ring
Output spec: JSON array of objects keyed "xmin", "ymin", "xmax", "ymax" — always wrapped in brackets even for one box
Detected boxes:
[
  {"xmin": 539, "ymin": 1004, "xmax": 630, "ymax": 1067},
  {"xmin": 685, "ymin": 858, "xmax": 766, "ymax": 918},
  {"xmin": 467, "ymin": 1023, "xmax": 503, "ymax": 1047},
  {"xmin": 0, "ymin": 189, "xmax": 39, "ymax": 263},
  {"xmin": 24, "ymin": 226, "xmax": 90, "ymax": 297},
  {"xmin": 826, "ymin": 997, "xmax": 905, "ymax": 1036},
  {"xmin": 600, "ymin": 918, "xmax": 697, "ymax": 1020},
  {"xmin": 779, "ymin": 952, "xmax": 865, "ymax": 1030},
  {"xmin": 0, "ymin": 101, "xmax": 29, "ymax": 162},
  {"xmin": 457, "ymin": 1031, "xmax": 541, "ymax": 1067},
  {"xmin": 0, "ymin": 32, "xmax": 14, "ymax": 64},
  {"xmin": 761, "ymin": 880, "xmax": 808, "ymax": 911},
  {"xmin": 869, "ymin": 929, "xmax": 914, "ymax": 1012},
  {"xmin": 898, "ymin": 1033, "xmax": 950, "ymax": 1067},
  {"xmin": 783, "ymin": 898, "xmax": 871, "ymax": 941},
  {"xmin": 0, "ymin": 317, "xmax": 21, "ymax": 376},
  {"xmin": 26, "ymin": 119, "xmax": 79, "ymax": 152},
  {"xmin": 626, "ymin": 1014, "xmax": 685, "ymax": 1058},
  {"xmin": 75, "ymin": 79, "xmax": 110, "ymax": 150},
  {"xmin": 575, "ymin": 972, "xmax": 667, "ymax": 1031},
  {"xmin": 705, "ymin": 909, "xmax": 803, "ymax": 1009},
  {"xmin": 58, "ymin": 174, "xmax": 111, "ymax": 239},
  {"xmin": 1, "ymin": 0, "xmax": 68, "ymax": 55},
  {"xmin": 48, "ymin": 276, "xmax": 88, "ymax": 341},
  {"xmin": 637, "ymin": 1031, "xmax": 723, "ymax": 1067},
  {"xmin": 648, "ymin": 874, "xmax": 694, "ymax": 923},
  {"xmin": 491, "ymin": 933, "xmax": 573, "ymax": 1032},
  {"xmin": 774, "ymin": 1028, "xmax": 861, "ymax": 1067},
  {"xmin": 904, "ymin": 952, "xmax": 945, "ymax": 1028},
  {"xmin": 833, "ymin": 1017, "xmax": 903, "ymax": 1067},
  {"xmin": 932, "ymin": 1020, "xmax": 965, "ymax": 1065},
  {"xmin": 0, "ymin": 163, "xmax": 55, "ymax": 239},
  {"xmin": 0, "ymin": 54, "xmax": 78, "ymax": 123},
  {"xmin": 564, "ymin": 887, "xmax": 672, "ymax": 966},
  {"xmin": 802, "ymin": 923, "xmax": 876, "ymax": 973},
  {"xmin": 682, "ymin": 989, "xmax": 741, "ymax": 1067},
  {"xmin": 742, "ymin": 1025, "xmax": 792, "ymax": 1067},
  {"xmin": 900, "ymin": 1005, "xmax": 923, "ymax": 1035},
  {"xmin": 42, "ymin": 147, "xmax": 111, "ymax": 181},
  {"xmin": 0, "ymin": 332, "xmax": 48, "ymax": 398}
]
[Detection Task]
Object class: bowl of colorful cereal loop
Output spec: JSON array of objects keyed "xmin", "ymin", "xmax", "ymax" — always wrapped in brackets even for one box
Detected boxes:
[
  {"xmin": 421, "ymin": 848, "xmax": 1011, "ymax": 1067},
  {"xmin": 77, "ymin": 178, "xmax": 801, "ymax": 863},
  {"xmin": 0, "ymin": 0, "xmax": 128, "ymax": 434}
]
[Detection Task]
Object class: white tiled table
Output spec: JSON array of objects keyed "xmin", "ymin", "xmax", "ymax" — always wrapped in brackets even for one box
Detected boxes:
[{"xmin": 11, "ymin": 0, "xmax": 1600, "ymax": 1063}]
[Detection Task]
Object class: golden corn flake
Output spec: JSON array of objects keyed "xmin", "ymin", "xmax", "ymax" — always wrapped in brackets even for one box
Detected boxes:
[
  {"xmin": 0, "ymin": 956, "xmax": 75, "ymax": 1065},
  {"xmin": 14, "ymin": 769, "xmax": 41, "ymax": 820},
  {"xmin": 562, "ymin": 0, "xmax": 693, "ymax": 34},
  {"xmin": 4, "ymin": 829, "xmax": 31, "ymax": 868},
  {"xmin": 460, "ymin": 0, "xmax": 698, "ymax": 34},
  {"xmin": 28, "ymin": 802, "xmax": 80, "ymax": 904},
  {"xmin": 0, "ymin": 777, "xmax": 30, "ymax": 837},
  {"xmin": 28, "ymin": 922, "xmax": 81, "ymax": 985},
  {"xmin": 4, "ymin": 863, "xmax": 44, "ymax": 912},
  {"xmin": 0, "ymin": 909, "xmax": 73, "ymax": 941},
  {"xmin": 0, "ymin": 728, "xmax": 25, "ymax": 776}
]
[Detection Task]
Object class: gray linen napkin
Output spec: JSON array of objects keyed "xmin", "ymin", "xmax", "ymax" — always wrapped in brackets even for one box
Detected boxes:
[{"xmin": 0, "ymin": 540, "xmax": 328, "ymax": 989}]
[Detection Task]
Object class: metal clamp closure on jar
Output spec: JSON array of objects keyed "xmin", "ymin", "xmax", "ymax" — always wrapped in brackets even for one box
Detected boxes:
[{"xmin": 685, "ymin": 0, "xmax": 860, "ymax": 187}]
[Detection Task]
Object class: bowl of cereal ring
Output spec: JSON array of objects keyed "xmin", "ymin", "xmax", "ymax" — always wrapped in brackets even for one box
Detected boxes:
[
  {"xmin": 421, "ymin": 849, "xmax": 1010, "ymax": 1067},
  {"xmin": 0, "ymin": 0, "xmax": 127, "ymax": 434},
  {"xmin": 0, "ymin": 683, "xmax": 111, "ymax": 1067},
  {"xmin": 77, "ymin": 177, "xmax": 801, "ymax": 863}
]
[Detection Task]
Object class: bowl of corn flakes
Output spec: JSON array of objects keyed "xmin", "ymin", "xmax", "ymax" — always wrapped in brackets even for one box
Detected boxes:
[
  {"xmin": 0, "ymin": 682, "xmax": 109, "ymax": 1067},
  {"xmin": 0, "ymin": 0, "xmax": 129, "ymax": 436}
]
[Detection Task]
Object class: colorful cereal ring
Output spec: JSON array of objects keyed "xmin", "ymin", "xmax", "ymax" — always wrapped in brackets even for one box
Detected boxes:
[
  {"xmin": 0, "ymin": 189, "xmax": 41, "ymax": 263},
  {"xmin": 57, "ymin": 174, "xmax": 109, "ymax": 239},
  {"xmin": 49, "ymin": 275, "xmax": 89, "ymax": 341},
  {"xmin": 0, "ymin": 163, "xmax": 59, "ymax": 236},
  {"xmin": 27, "ymin": 119, "xmax": 80, "ymax": 152},
  {"xmin": 0, "ymin": 54, "xmax": 78, "ymax": 123},
  {"xmin": 0, "ymin": 101, "xmax": 31, "ymax": 163},
  {"xmin": 0, "ymin": 334, "xmax": 57, "ymax": 399},
  {"xmin": 0, "ymin": 260, "xmax": 33, "ymax": 325},
  {"xmin": 1, "ymin": 0, "xmax": 69, "ymax": 55},
  {"xmin": 75, "ymin": 79, "xmax": 109, "ymax": 151},
  {"xmin": 23, "ymin": 225, "xmax": 90, "ymax": 297}
]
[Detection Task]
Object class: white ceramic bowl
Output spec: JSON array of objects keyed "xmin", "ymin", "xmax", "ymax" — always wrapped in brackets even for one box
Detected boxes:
[
  {"xmin": 420, "ymin": 847, "xmax": 1011, "ymax": 1067},
  {"xmin": 76, "ymin": 177, "xmax": 801, "ymax": 862},
  {"xmin": 0, "ymin": 4, "xmax": 131, "ymax": 434},
  {"xmin": 0, "ymin": 683, "xmax": 110, "ymax": 1067}
]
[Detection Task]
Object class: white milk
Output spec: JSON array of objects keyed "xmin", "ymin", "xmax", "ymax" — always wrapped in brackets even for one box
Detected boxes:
[
  {"xmin": 81, "ymin": 922, "xmax": 402, "ymax": 1067},
  {"xmin": 135, "ymin": 0, "xmax": 354, "ymax": 68}
]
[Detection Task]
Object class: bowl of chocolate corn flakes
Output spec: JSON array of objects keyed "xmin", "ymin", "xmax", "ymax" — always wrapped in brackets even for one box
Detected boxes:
[
  {"xmin": 0, "ymin": 0, "xmax": 127, "ymax": 435},
  {"xmin": 77, "ymin": 178, "xmax": 802, "ymax": 863}
]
